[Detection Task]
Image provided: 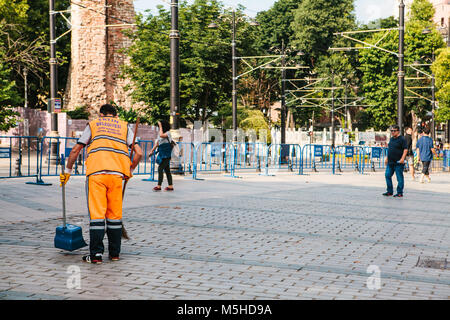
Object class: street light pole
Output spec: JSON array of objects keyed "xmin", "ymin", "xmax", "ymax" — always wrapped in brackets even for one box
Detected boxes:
[
  {"xmin": 398, "ymin": 0, "xmax": 405, "ymax": 134},
  {"xmin": 281, "ymin": 39, "xmax": 286, "ymax": 144},
  {"xmin": 170, "ymin": 0, "xmax": 180, "ymax": 132},
  {"xmin": 49, "ymin": 0, "xmax": 59, "ymax": 162},
  {"xmin": 331, "ymin": 72, "xmax": 335, "ymax": 148},
  {"xmin": 231, "ymin": 10, "xmax": 237, "ymax": 142},
  {"xmin": 431, "ymin": 51, "xmax": 436, "ymax": 141},
  {"xmin": 343, "ymin": 78, "xmax": 348, "ymax": 130},
  {"xmin": 447, "ymin": 17, "xmax": 450, "ymax": 144},
  {"xmin": 24, "ymin": 68, "xmax": 28, "ymax": 108}
]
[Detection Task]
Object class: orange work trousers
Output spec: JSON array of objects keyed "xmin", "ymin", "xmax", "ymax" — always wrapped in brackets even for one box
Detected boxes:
[{"xmin": 86, "ymin": 174, "xmax": 123, "ymax": 257}]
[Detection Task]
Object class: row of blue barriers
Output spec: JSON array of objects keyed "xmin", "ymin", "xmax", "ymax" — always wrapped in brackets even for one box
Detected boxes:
[{"xmin": 1, "ymin": 135, "xmax": 448, "ymax": 183}]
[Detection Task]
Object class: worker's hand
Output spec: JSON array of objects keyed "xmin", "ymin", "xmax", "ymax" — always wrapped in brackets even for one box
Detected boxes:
[
  {"xmin": 398, "ymin": 159, "xmax": 405, "ymax": 164},
  {"xmin": 60, "ymin": 173, "xmax": 70, "ymax": 187},
  {"xmin": 384, "ymin": 158, "xmax": 388, "ymax": 166}
]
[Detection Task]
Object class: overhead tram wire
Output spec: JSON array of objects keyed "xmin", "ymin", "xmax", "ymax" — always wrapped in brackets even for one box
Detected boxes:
[{"xmin": 69, "ymin": 0, "xmax": 227, "ymax": 48}]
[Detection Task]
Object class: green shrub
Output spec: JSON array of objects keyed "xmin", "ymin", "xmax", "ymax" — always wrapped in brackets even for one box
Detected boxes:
[{"xmin": 66, "ymin": 105, "xmax": 90, "ymax": 120}]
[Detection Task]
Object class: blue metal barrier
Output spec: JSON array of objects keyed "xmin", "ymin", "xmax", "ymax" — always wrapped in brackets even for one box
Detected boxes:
[
  {"xmin": 261, "ymin": 144, "xmax": 302, "ymax": 176},
  {"xmin": 332, "ymin": 145, "xmax": 366, "ymax": 174},
  {"xmin": 364, "ymin": 146, "xmax": 388, "ymax": 172},
  {"xmin": 444, "ymin": 150, "xmax": 450, "ymax": 172},
  {"xmin": 138, "ymin": 140, "xmax": 157, "ymax": 181},
  {"xmin": 0, "ymin": 136, "xmax": 51, "ymax": 184},
  {"xmin": 301, "ymin": 144, "xmax": 333, "ymax": 172}
]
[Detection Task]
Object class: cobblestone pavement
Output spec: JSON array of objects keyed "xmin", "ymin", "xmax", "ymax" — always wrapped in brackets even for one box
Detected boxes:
[{"xmin": 0, "ymin": 170, "xmax": 449, "ymax": 300}]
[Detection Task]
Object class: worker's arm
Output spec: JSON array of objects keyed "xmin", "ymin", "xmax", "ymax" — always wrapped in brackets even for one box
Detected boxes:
[
  {"xmin": 66, "ymin": 144, "xmax": 84, "ymax": 172},
  {"xmin": 131, "ymin": 144, "xmax": 143, "ymax": 172},
  {"xmin": 60, "ymin": 143, "xmax": 84, "ymax": 186}
]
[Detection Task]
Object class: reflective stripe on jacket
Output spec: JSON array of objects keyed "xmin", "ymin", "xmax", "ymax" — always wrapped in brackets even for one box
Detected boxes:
[{"xmin": 86, "ymin": 117, "xmax": 131, "ymax": 177}]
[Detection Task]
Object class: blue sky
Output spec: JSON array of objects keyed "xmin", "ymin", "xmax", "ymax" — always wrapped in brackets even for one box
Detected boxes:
[{"xmin": 133, "ymin": 0, "xmax": 399, "ymax": 24}]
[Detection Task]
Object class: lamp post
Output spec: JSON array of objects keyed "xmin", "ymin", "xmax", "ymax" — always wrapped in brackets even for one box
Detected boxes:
[
  {"xmin": 231, "ymin": 10, "xmax": 237, "ymax": 142},
  {"xmin": 431, "ymin": 51, "xmax": 436, "ymax": 141},
  {"xmin": 281, "ymin": 40, "xmax": 286, "ymax": 144},
  {"xmin": 24, "ymin": 67, "xmax": 28, "ymax": 109},
  {"xmin": 49, "ymin": 0, "xmax": 59, "ymax": 163},
  {"xmin": 209, "ymin": 11, "xmax": 259, "ymax": 142},
  {"xmin": 343, "ymin": 78, "xmax": 348, "ymax": 130},
  {"xmin": 170, "ymin": 0, "xmax": 180, "ymax": 136},
  {"xmin": 267, "ymin": 45, "xmax": 304, "ymax": 144},
  {"xmin": 422, "ymin": 27, "xmax": 438, "ymax": 141},
  {"xmin": 398, "ymin": 0, "xmax": 405, "ymax": 135},
  {"xmin": 331, "ymin": 72, "xmax": 336, "ymax": 148}
]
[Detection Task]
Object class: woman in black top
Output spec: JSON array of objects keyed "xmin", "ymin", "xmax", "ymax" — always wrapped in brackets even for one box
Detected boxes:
[{"xmin": 404, "ymin": 127, "xmax": 415, "ymax": 180}]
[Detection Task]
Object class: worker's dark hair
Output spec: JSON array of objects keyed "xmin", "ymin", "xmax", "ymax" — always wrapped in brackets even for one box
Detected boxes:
[
  {"xmin": 390, "ymin": 125, "xmax": 400, "ymax": 131},
  {"xmin": 423, "ymin": 127, "xmax": 430, "ymax": 135},
  {"xmin": 160, "ymin": 120, "xmax": 170, "ymax": 133},
  {"xmin": 99, "ymin": 104, "xmax": 117, "ymax": 116},
  {"xmin": 417, "ymin": 127, "xmax": 423, "ymax": 134}
]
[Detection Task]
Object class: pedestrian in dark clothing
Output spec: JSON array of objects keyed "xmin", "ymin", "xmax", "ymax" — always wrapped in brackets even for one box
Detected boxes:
[
  {"xmin": 383, "ymin": 125, "xmax": 408, "ymax": 197},
  {"xmin": 149, "ymin": 120, "xmax": 174, "ymax": 191},
  {"xmin": 404, "ymin": 127, "xmax": 415, "ymax": 180},
  {"xmin": 416, "ymin": 127, "xmax": 438, "ymax": 183}
]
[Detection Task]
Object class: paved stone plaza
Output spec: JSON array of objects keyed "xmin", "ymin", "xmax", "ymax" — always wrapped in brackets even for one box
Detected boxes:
[{"xmin": 0, "ymin": 169, "xmax": 449, "ymax": 300}]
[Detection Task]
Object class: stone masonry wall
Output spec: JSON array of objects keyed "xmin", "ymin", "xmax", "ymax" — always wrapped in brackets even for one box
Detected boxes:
[{"xmin": 65, "ymin": 0, "xmax": 138, "ymax": 117}]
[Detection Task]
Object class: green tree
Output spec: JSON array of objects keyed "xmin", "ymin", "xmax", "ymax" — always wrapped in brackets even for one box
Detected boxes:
[
  {"xmin": 255, "ymin": 0, "xmax": 301, "ymax": 51},
  {"xmin": 358, "ymin": 0, "xmax": 444, "ymax": 130},
  {"xmin": 291, "ymin": 0, "xmax": 355, "ymax": 67},
  {"xmin": 0, "ymin": 0, "xmax": 28, "ymax": 130},
  {"xmin": 288, "ymin": 0, "xmax": 355, "ymax": 129},
  {"xmin": 431, "ymin": 47, "xmax": 450, "ymax": 122},
  {"xmin": 124, "ymin": 0, "xmax": 259, "ymax": 126},
  {"xmin": 0, "ymin": 0, "xmax": 71, "ymax": 110},
  {"xmin": 358, "ymin": 22, "xmax": 399, "ymax": 130},
  {"xmin": 0, "ymin": 55, "xmax": 20, "ymax": 131}
]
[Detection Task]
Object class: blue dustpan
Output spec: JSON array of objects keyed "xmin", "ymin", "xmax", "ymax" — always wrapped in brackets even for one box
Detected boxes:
[{"xmin": 54, "ymin": 154, "xmax": 87, "ymax": 251}]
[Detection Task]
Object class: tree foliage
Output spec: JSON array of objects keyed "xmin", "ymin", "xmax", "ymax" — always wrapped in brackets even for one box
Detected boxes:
[
  {"xmin": 0, "ymin": 0, "xmax": 71, "ymax": 114},
  {"xmin": 431, "ymin": 47, "xmax": 450, "ymax": 122},
  {"xmin": 124, "ymin": 0, "xmax": 260, "ymax": 126},
  {"xmin": 291, "ymin": 0, "xmax": 355, "ymax": 67},
  {"xmin": 358, "ymin": 0, "xmax": 444, "ymax": 130}
]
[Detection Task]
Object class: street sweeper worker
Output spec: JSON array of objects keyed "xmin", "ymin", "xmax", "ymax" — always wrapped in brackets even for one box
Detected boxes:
[{"xmin": 60, "ymin": 103, "xmax": 143, "ymax": 264}]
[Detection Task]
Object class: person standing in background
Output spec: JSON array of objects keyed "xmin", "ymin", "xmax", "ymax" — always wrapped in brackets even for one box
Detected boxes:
[
  {"xmin": 383, "ymin": 125, "xmax": 408, "ymax": 198},
  {"xmin": 404, "ymin": 127, "xmax": 415, "ymax": 180},
  {"xmin": 416, "ymin": 127, "xmax": 438, "ymax": 183},
  {"xmin": 149, "ymin": 121, "xmax": 174, "ymax": 191}
]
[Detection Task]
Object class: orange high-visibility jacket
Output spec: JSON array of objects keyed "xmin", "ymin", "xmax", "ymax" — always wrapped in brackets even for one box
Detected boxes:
[{"xmin": 86, "ymin": 117, "xmax": 131, "ymax": 177}]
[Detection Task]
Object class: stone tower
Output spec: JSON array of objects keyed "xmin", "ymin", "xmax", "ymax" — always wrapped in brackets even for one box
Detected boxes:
[{"xmin": 64, "ymin": 0, "xmax": 137, "ymax": 116}]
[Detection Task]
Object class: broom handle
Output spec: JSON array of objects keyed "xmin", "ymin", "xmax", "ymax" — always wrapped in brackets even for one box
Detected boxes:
[{"xmin": 61, "ymin": 154, "xmax": 67, "ymax": 228}]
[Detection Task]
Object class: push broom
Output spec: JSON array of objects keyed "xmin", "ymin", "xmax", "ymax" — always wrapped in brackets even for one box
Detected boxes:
[
  {"xmin": 121, "ymin": 117, "xmax": 140, "ymax": 240},
  {"xmin": 54, "ymin": 154, "xmax": 88, "ymax": 251}
]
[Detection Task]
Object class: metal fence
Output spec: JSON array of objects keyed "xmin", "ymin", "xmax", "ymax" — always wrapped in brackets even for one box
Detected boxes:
[{"xmin": 1, "ymin": 136, "xmax": 448, "ymax": 183}]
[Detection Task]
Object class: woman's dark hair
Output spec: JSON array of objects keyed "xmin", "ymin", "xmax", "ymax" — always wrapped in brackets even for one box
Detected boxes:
[
  {"xmin": 160, "ymin": 120, "xmax": 170, "ymax": 133},
  {"xmin": 99, "ymin": 104, "xmax": 117, "ymax": 116}
]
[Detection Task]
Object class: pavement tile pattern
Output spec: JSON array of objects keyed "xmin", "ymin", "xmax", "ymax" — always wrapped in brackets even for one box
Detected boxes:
[{"xmin": 0, "ymin": 171, "xmax": 449, "ymax": 299}]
